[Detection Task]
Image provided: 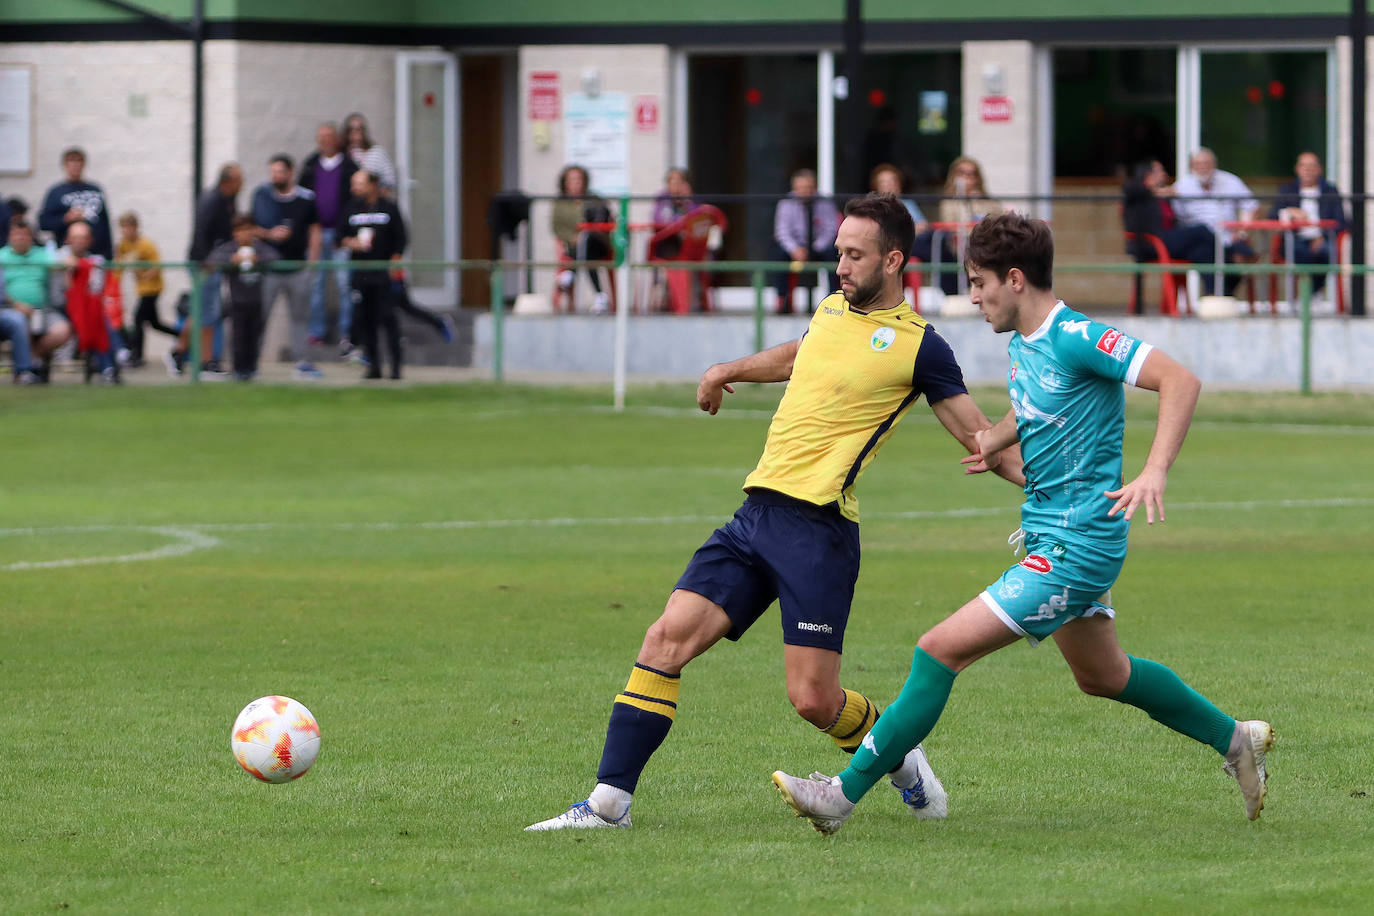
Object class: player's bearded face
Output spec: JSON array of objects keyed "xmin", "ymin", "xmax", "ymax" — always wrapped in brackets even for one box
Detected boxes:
[{"xmin": 842, "ymin": 259, "xmax": 884, "ymax": 309}]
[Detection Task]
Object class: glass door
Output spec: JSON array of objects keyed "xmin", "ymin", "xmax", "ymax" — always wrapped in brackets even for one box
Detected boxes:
[{"xmin": 395, "ymin": 51, "xmax": 458, "ymax": 305}]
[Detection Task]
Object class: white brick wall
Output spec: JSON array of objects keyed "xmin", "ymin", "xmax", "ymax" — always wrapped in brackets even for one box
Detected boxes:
[{"xmin": 961, "ymin": 40, "xmax": 1037, "ymax": 207}]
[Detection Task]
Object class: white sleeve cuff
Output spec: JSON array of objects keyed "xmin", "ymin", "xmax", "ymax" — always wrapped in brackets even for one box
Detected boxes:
[{"xmin": 1125, "ymin": 343, "xmax": 1154, "ymax": 387}]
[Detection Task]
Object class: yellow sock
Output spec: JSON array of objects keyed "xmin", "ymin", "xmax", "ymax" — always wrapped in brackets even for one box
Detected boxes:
[
  {"xmin": 824, "ymin": 688, "xmax": 878, "ymax": 752},
  {"xmin": 613, "ymin": 663, "xmax": 680, "ymax": 722}
]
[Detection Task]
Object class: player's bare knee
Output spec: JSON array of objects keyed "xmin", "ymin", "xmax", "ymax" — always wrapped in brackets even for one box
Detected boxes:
[
  {"xmin": 1073, "ymin": 669, "xmax": 1126, "ymax": 698},
  {"xmin": 787, "ymin": 684, "xmax": 842, "ymax": 728},
  {"xmin": 637, "ymin": 617, "xmax": 696, "ymax": 673}
]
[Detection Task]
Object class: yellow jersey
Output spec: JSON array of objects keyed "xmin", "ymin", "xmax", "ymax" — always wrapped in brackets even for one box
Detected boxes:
[{"xmin": 743, "ymin": 293, "xmax": 968, "ymax": 522}]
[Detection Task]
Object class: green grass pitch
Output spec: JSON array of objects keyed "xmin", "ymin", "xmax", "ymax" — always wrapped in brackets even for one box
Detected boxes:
[{"xmin": 1, "ymin": 381, "xmax": 1372, "ymax": 913}]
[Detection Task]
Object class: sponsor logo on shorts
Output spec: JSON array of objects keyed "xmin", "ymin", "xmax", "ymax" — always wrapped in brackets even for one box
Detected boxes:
[
  {"xmin": 797, "ymin": 621, "xmax": 835, "ymax": 634},
  {"xmin": 870, "ymin": 327, "xmax": 897, "ymax": 351},
  {"xmin": 1020, "ymin": 554, "xmax": 1053, "ymax": 574},
  {"xmin": 1096, "ymin": 328, "xmax": 1135, "ymax": 362},
  {"xmin": 1025, "ymin": 588, "xmax": 1069, "ymax": 623},
  {"xmin": 998, "ymin": 578, "xmax": 1024, "ymax": 599}
]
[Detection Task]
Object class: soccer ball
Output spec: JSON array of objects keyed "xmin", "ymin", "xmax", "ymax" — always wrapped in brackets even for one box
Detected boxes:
[{"xmin": 231, "ymin": 695, "xmax": 320, "ymax": 783}]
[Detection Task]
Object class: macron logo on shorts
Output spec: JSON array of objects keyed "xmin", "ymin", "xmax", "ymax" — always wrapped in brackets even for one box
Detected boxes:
[
  {"xmin": 797, "ymin": 621, "xmax": 835, "ymax": 635},
  {"xmin": 1019, "ymin": 554, "xmax": 1053, "ymax": 574}
]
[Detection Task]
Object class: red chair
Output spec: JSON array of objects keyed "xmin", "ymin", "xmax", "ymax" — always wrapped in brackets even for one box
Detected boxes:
[
  {"xmin": 647, "ymin": 205, "xmax": 728, "ymax": 313},
  {"xmin": 1125, "ymin": 232, "xmax": 1191, "ymax": 316},
  {"xmin": 904, "ymin": 258, "xmax": 925, "ymax": 313}
]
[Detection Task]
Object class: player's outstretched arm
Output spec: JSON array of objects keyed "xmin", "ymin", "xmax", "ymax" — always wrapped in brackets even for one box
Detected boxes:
[
  {"xmin": 932, "ymin": 398, "xmax": 1025, "ymax": 486},
  {"xmin": 696, "ymin": 338, "xmax": 801, "ymax": 415},
  {"xmin": 1105, "ymin": 348, "xmax": 1200, "ymax": 524}
]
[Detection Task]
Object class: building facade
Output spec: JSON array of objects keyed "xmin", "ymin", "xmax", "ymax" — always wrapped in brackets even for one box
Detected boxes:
[{"xmin": 2, "ymin": 1, "xmax": 1369, "ymax": 309}]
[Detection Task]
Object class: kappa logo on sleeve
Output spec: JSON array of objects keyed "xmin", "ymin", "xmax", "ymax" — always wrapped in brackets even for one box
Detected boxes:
[
  {"xmin": 1095, "ymin": 328, "xmax": 1135, "ymax": 362},
  {"xmin": 1019, "ymin": 554, "xmax": 1053, "ymax": 574}
]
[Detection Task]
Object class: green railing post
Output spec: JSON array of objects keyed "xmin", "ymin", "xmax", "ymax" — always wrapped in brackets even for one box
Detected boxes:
[
  {"xmin": 490, "ymin": 261, "xmax": 505, "ymax": 382},
  {"xmin": 1299, "ymin": 271, "xmax": 1313, "ymax": 396},
  {"xmin": 188, "ymin": 266, "xmax": 203, "ymax": 383},
  {"xmin": 614, "ymin": 197, "xmax": 629, "ymax": 268},
  {"xmin": 752, "ymin": 268, "xmax": 765, "ymax": 354}
]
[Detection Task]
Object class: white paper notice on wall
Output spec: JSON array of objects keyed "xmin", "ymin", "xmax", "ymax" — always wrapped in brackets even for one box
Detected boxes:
[
  {"xmin": 565, "ymin": 92, "xmax": 629, "ymax": 196},
  {"xmin": 0, "ymin": 64, "xmax": 33, "ymax": 175}
]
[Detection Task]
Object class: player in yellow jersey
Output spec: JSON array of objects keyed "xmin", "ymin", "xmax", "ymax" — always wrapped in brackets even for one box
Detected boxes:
[{"xmin": 526, "ymin": 193, "xmax": 1023, "ymax": 831}]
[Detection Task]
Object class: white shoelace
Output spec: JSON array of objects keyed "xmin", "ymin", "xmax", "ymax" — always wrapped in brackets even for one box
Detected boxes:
[{"xmin": 1007, "ymin": 527, "xmax": 1025, "ymax": 557}]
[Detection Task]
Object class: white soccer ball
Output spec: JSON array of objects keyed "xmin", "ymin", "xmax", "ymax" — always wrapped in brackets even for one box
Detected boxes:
[{"xmin": 231, "ymin": 695, "xmax": 321, "ymax": 783}]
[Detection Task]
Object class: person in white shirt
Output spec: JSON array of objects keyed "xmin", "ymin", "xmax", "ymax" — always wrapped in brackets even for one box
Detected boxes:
[{"xmin": 1169, "ymin": 148, "xmax": 1258, "ymax": 296}]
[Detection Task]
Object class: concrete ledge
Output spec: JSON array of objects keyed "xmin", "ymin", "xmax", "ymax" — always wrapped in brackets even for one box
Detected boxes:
[{"xmin": 471, "ymin": 313, "xmax": 1374, "ymax": 390}]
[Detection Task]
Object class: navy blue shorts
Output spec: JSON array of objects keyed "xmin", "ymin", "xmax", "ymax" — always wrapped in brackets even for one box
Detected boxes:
[{"xmin": 674, "ymin": 489, "xmax": 860, "ymax": 652}]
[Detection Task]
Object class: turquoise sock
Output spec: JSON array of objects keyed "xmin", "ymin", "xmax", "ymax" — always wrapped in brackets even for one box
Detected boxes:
[
  {"xmin": 1113, "ymin": 655, "xmax": 1236, "ymax": 755},
  {"xmin": 837, "ymin": 647, "xmax": 956, "ymax": 803}
]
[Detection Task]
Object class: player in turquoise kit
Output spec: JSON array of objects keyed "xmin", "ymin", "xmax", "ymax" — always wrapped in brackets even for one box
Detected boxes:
[{"xmin": 772, "ymin": 212, "xmax": 1274, "ymax": 834}]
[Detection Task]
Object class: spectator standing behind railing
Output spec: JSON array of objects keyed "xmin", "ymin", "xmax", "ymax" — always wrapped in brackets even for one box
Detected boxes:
[
  {"xmin": 0, "ymin": 219, "xmax": 69, "ymax": 383},
  {"xmin": 115, "ymin": 211, "xmax": 176, "ymax": 368},
  {"xmin": 552, "ymin": 164, "xmax": 613, "ymax": 313},
  {"xmin": 168, "ymin": 163, "xmax": 241, "ymax": 378},
  {"xmin": 911, "ymin": 157, "xmax": 1003, "ymax": 295},
  {"xmin": 39, "ymin": 147, "xmax": 114, "ymax": 260},
  {"xmin": 769, "ymin": 168, "xmax": 840, "ymax": 314},
  {"xmin": 207, "ymin": 214, "xmax": 279, "ymax": 382},
  {"xmin": 299, "ymin": 122, "xmax": 358, "ymax": 353},
  {"xmin": 1170, "ymin": 147, "xmax": 1258, "ymax": 298},
  {"xmin": 1122, "ymin": 159, "xmax": 1219, "ymax": 293},
  {"xmin": 1269, "ymin": 151, "xmax": 1348, "ymax": 297},
  {"xmin": 343, "ymin": 113, "xmax": 397, "ymax": 196},
  {"xmin": 340, "ymin": 170, "xmax": 407, "ymax": 380},
  {"xmin": 251, "ymin": 154, "xmax": 323, "ymax": 380}
]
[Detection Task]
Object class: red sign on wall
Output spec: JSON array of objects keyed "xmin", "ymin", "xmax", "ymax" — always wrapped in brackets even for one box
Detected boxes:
[
  {"xmin": 529, "ymin": 71, "xmax": 560, "ymax": 120},
  {"xmin": 634, "ymin": 95, "xmax": 659, "ymax": 132},
  {"xmin": 979, "ymin": 95, "xmax": 1013, "ymax": 123}
]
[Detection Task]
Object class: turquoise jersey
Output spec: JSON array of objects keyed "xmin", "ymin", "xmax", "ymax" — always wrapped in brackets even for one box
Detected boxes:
[{"xmin": 1006, "ymin": 303, "xmax": 1153, "ymax": 562}]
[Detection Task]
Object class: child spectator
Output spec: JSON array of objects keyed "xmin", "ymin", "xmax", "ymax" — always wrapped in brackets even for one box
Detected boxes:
[
  {"xmin": 207, "ymin": 214, "xmax": 279, "ymax": 381},
  {"xmin": 116, "ymin": 211, "xmax": 177, "ymax": 367}
]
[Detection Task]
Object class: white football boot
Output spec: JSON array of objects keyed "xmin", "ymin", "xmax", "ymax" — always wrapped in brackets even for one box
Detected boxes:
[
  {"xmin": 1222, "ymin": 719, "xmax": 1275, "ymax": 821},
  {"xmin": 524, "ymin": 799, "xmax": 632, "ymax": 831},
  {"xmin": 889, "ymin": 744, "xmax": 948, "ymax": 820},
  {"xmin": 771, "ymin": 771, "xmax": 855, "ymax": 836}
]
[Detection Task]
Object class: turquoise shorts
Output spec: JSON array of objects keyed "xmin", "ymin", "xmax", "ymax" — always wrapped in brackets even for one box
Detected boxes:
[{"xmin": 979, "ymin": 537, "xmax": 1123, "ymax": 645}]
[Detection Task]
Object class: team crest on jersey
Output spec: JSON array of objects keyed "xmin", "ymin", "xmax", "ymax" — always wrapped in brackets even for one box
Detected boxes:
[
  {"xmin": 870, "ymin": 327, "xmax": 896, "ymax": 351},
  {"xmin": 1019, "ymin": 554, "xmax": 1053, "ymax": 574},
  {"xmin": 1096, "ymin": 328, "xmax": 1135, "ymax": 362}
]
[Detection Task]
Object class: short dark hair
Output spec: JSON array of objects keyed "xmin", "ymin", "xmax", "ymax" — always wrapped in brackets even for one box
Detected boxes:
[
  {"xmin": 8, "ymin": 218, "xmax": 32, "ymax": 234},
  {"xmin": 61, "ymin": 147, "xmax": 86, "ymax": 162},
  {"xmin": 270, "ymin": 153, "xmax": 294, "ymax": 172},
  {"xmin": 231, "ymin": 213, "xmax": 256, "ymax": 230},
  {"xmin": 842, "ymin": 192, "xmax": 916, "ymax": 269},
  {"xmin": 965, "ymin": 212, "xmax": 1054, "ymax": 291},
  {"xmin": 218, "ymin": 163, "xmax": 241, "ymax": 185}
]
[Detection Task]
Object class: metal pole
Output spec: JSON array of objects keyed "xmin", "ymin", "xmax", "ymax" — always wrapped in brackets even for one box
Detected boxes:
[
  {"xmin": 841, "ymin": 0, "xmax": 863, "ymax": 193},
  {"xmin": 752, "ymin": 268, "xmax": 765, "ymax": 355},
  {"xmin": 1352, "ymin": 0, "xmax": 1367, "ymax": 315},
  {"xmin": 613, "ymin": 196, "xmax": 630, "ymax": 411},
  {"xmin": 192, "ymin": 0, "xmax": 204, "ymax": 208},
  {"xmin": 1299, "ymin": 272, "xmax": 1313, "ymax": 395},
  {"xmin": 188, "ymin": 266, "xmax": 202, "ymax": 383},
  {"xmin": 490, "ymin": 261, "xmax": 504, "ymax": 382}
]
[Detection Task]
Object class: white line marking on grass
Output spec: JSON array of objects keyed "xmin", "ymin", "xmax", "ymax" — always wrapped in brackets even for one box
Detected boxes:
[
  {"xmin": 3, "ymin": 496, "xmax": 1369, "ymax": 572},
  {"xmin": 0, "ymin": 526, "xmax": 222, "ymax": 572}
]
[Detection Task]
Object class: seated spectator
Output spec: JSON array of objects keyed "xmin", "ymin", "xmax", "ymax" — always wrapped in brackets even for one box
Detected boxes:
[
  {"xmin": 56, "ymin": 221, "xmax": 121, "ymax": 383},
  {"xmin": 652, "ymin": 168, "xmax": 698, "ymax": 257},
  {"xmin": 1122, "ymin": 159, "xmax": 1219, "ymax": 291},
  {"xmin": 207, "ymin": 214, "xmax": 279, "ymax": 381},
  {"xmin": 1270, "ymin": 151, "xmax": 1348, "ymax": 295},
  {"xmin": 38, "ymin": 147, "xmax": 114, "ymax": 260},
  {"xmin": 869, "ymin": 163, "xmax": 928, "ymax": 237},
  {"xmin": 1171, "ymin": 147, "xmax": 1258, "ymax": 297},
  {"xmin": 768, "ymin": 168, "xmax": 840, "ymax": 313},
  {"xmin": 343, "ymin": 113, "xmax": 397, "ymax": 196},
  {"xmin": 0, "ymin": 264, "xmax": 39, "ymax": 384},
  {"xmin": 911, "ymin": 157, "xmax": 1003, "ymax": 294},
  {"xmin": 0, "ymin": 219, "xmax": 69, "ymax": 382},
  {"xmin": 115, "ymin": 211, "xmax": 177, "ymax": 367},
  {"xmin": 551, "ymin": 164, "xmax": 614, "ymax": 312}
]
